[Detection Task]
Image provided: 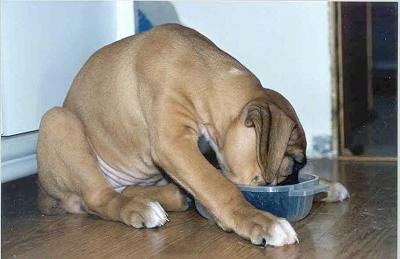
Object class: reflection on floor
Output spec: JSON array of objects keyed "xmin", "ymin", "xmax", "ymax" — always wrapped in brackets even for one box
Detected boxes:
[{"xmin": 1, "ymin": 159, "xmax": 397, "ymax": 258}]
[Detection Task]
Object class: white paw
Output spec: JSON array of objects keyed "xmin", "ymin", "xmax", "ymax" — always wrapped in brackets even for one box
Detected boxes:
[
  {"xmin": 265, "ymin": 218, "xmax": 298, "ymax": 246},
  {"xmin": 144, "ymin": 201, "xmax": 169, "ymax": 228},
  {"xmin": 322, "ymin": 182, "xmax": 350, "ymax": 202}
]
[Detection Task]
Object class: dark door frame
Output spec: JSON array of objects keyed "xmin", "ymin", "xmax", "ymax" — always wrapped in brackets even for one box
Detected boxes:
[{"xmin": 330, "ymin": 2, "xmax": 397, "ymax": 162}]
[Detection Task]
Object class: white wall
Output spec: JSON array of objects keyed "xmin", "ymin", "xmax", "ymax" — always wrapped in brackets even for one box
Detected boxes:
[{"xmin": 137, "ymin": 2, "xmax": 332, "ymax": 156}]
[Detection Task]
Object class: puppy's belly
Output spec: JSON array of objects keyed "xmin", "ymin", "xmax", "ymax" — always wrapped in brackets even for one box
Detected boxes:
[{"xmin": 95, "ymin": 153, "xmax": 166, "ymax": 193}]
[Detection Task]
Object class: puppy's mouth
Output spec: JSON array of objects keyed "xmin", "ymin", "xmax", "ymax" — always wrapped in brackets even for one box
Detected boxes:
[
  {"xmin": 276, "ymin": 172, "xmax": 298, "ymax": 186},
  {"xmin": 275, "ymin": 160, "xmax": 305, "ymax": 186}
]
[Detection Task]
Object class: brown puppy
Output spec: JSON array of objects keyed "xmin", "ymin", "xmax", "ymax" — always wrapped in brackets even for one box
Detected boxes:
[{"xmin": 37, "ymin": 24, "xmax": 347, "ymax": 247}]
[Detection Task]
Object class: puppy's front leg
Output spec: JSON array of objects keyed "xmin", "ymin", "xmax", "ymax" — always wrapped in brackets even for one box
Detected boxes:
[
  {"xmin": 152, "ymin": 133, "xmax": 298, "ymax": 246},
  {"xmin": 122, "ymin": 183, "xmax": 190, "ymax": 212}
]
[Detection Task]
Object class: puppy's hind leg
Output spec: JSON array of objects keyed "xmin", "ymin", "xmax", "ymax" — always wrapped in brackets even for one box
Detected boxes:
[
  {"xmin": 37, "ymin": 107, "xmax": 168, "ymax": 228},
  {"xmin": 37, "ymin": 182, "xmax": 67, "ymax": 215},
  {"xmin": 317, "ymin": 178, "xmax": 350, "ymax": 202}
]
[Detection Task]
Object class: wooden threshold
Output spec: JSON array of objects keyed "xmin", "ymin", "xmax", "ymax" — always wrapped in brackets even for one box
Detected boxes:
[{"xmin": 338, "ymin": 155, "xmax": 397, "ymax": 162}]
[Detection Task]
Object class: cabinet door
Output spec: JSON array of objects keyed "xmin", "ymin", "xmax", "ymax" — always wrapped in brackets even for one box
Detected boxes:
[
  {"xmin": 1, "ymin": 1, "xmax": 133, "ymax": 136},
  {"xmin": 1, "ymin": 1, "xmax": 134, "ymax": 183}
]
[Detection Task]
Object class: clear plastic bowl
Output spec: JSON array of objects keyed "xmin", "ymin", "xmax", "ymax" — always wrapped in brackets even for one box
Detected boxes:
[{"xmin": 195, "ymin": 173, "xmax": 328, "ymax": 222}]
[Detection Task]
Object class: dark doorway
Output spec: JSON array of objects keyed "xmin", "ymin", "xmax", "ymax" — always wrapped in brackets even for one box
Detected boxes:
[{"xmin": 335, "ymin": 2, "xmax": 397, "ymax": 158}]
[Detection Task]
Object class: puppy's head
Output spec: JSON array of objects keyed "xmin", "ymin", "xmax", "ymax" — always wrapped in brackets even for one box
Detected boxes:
[{"xmin": 223, "ymin": 89, "xmax": 306, "ymax": 186}]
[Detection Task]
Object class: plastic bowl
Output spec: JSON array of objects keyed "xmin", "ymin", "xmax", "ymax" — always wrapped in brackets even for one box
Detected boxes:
[{"xmin": 195, "ymin": 173, "xmax": 328, "ymax": 222}]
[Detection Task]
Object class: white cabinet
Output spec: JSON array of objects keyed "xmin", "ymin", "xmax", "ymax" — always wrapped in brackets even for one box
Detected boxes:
[{"xmin": 1, "ymin": 1, "xmax": 134, "ymax": 182}]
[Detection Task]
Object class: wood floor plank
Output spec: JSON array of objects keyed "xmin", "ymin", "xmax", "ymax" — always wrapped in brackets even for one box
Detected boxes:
[{"xmin": 2, "ymin": 160, "xmax": 397, "ymax": 258}]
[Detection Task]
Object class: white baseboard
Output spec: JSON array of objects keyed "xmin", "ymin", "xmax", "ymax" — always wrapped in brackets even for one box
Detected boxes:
[
  {"xmin": 2, "ymin": 154, "xmax": 37, "ymax": 182},
  {"xmin": 1, "ymin": 131, "xmax": 38, "ymax": 183}
]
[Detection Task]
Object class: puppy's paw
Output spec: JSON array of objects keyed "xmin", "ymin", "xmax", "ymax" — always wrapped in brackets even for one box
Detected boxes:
[
  {"xmin": 121, "ymin": 200, "xmax": 169, "ymax": 228},
  {"xmin": 262, "ymin": 218, "xmax": 298, "ymax": 246},
  {"xmin": 321, "ymin": 182, "xmax": 349, "ymax": 202},
  {"xmin": 145, "ymin": 201, "xmax": 169, "ymax": 228},
  {"xmin": 229, "ymin": 209, "xmax": 298, "ymax": 247}
]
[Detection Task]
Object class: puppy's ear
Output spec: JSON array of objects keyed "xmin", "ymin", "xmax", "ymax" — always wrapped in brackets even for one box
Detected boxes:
[
  {"xmin": 242, "ymin": 98, "xmax": 295, "ymax": 183},
  {"xmin": 263, "ymin": 89, "xmax": 307, "ymax": 150},
  {"xmin": 243, "ymin": 99, "xmax": 271, "ymax": 177}
]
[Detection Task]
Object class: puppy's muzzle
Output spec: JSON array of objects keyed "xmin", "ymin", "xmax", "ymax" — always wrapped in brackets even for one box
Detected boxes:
[{"xmin": 276, "ymin": 160, "xmax": 306, "ymax": 186}]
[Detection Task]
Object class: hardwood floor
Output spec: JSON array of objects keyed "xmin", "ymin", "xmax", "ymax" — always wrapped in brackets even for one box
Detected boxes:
[{"xmin": 2, "ymin": 159, "xmax": 397, "ymax": 258}]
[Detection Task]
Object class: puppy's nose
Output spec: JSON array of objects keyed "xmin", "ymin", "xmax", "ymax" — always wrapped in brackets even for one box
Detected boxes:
[
  {"xmin": 293, "ymin": 154, "xmax": 306, "ymax": 165},
  {"xmin": 293, "ymin": 160, "xmax": 306, "ymax": 172}
]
